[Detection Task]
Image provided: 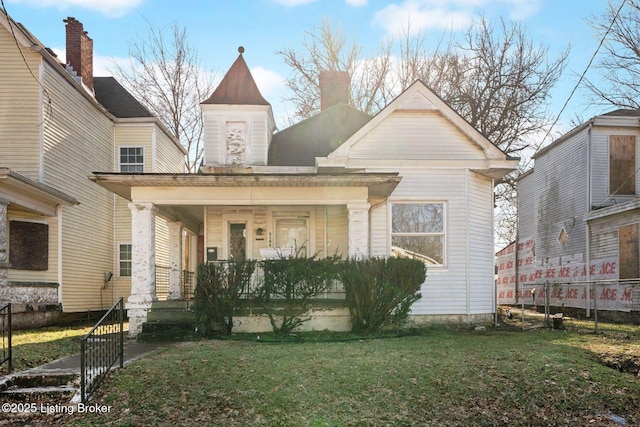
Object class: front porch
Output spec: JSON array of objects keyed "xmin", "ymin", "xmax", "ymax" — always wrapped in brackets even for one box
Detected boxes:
[{"xmin": 90, "ymin": 171, "xmax": 401, "ymax": 337}]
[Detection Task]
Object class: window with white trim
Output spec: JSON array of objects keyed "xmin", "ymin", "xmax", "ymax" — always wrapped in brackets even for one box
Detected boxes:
[
  {"xmin": 119, "ymin": 243, "xmax": 132, "ymax": 277},
  {"xmin": 119, "ymin": 147, "xmax": 144, "ymax": 172},
  {"xmin": 391, "ymin": 203, "xmax": 445, "ymax": 265}
]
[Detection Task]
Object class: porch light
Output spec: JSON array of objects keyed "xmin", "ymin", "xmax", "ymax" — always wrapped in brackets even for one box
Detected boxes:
[{"xmin": 256, "ymin": 227, "xmax": 264, "ymax": 236}]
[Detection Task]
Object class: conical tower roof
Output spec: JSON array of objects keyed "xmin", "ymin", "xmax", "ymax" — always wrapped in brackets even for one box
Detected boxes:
[{"xmin": 202, "ymin": 47, "xmax": 270, "ymax": 106}]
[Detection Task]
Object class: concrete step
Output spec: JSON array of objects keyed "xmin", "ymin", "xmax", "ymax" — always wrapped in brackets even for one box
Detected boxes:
[
  {"xmin": 0, "ymin": 371, "xmax": 79, "ymax": 404},
  {"xmin": 150, "ymin": 300, "xmax": 192, "ymax": 310},
  {"xmin": 146, "ymin": 310, "xmax": 196, "ymax": 323}
]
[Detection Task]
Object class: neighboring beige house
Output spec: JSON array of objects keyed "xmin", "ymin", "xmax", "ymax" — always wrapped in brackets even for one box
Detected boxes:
[
  {"xmin": 92, "ymin": 50, "xmax": 519, "ymax": 335},
  {"xmin": 0, "ymin": 14, "xmax": 186, "ymax": 326}
]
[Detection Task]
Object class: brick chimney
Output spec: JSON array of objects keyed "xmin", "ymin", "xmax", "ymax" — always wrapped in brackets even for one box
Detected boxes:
[
  {"xmin": 64, "ymin": 17, "xmax": 93, "ymax": 92},
  {"xmin": 319, "ymin": 71, "xmax": 350, "ymax": 111}
]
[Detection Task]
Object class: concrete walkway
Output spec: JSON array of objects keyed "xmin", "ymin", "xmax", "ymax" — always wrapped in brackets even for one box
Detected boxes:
[{"xmin": 23, "ymin": 339, "xmax": 177, "ymax": 375}]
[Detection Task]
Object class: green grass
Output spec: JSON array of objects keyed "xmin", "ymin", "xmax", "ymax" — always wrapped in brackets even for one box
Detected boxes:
[
  {"xmin": 62, "ymin": 328, "xmax": 640, "ymax": 427},
  {"xmin": 0, "ymin": 324, "xmax": 94, "ymax": 375}
]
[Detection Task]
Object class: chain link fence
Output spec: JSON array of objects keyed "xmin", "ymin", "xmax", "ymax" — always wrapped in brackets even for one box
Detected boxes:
[{"xmin": 499, "ymin": 280, "xmax": 640, "ymax": 335}]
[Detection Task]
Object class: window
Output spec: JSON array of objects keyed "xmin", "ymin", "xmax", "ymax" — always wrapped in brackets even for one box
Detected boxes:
[
  {"xmin": 119, "ymin": 244, "xmax": 132, "ymax": 277},
  {"xmin": 120, "ymin": 147, "xmax": 144, "ymax": 172},
  {"xmin": 274, "ymin": 217, "xmax": 308, "ymax": 257},
  {"xmin": 391, "ymin": 203, "xmax": 445, "ymax": 265},
  {"xmin": 619, "ymin": 223, "xmax": 639, "ymax": 279},
  {"xmin": 9, "ymin": 220, "xmax": 48, "ymax": 270},
  {"xmin": 609, "ymin": 135, "xmax": 636, "ymax": 195}
]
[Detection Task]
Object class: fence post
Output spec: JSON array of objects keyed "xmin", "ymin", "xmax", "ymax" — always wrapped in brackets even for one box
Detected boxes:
[
  {"xmin": 7, "ymin": 303, "xmax": 11, "ymax": 373},
  {"xmin": 119, "ymin": 298, "xmax": 124, "ymax": 368},
  {"xmin": 594, "ymin": 282, "xmax": 598, "ymax": 334},
  {"xmin": 545, "ymin": 281, "xmax": 550, "ymax": 329}
]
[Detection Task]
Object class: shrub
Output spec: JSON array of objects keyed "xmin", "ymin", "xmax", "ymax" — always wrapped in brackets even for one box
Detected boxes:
[
  {"xmin": 341, "ymin": 257, "xmax": 425, "ymax": 334},
  {"xmin": 255, "ymin": 253, "xmax": 341, "ymax": 334},
  {"xmin": 195, "ymin": 260, "xmax": 257, "ymax": 335}
]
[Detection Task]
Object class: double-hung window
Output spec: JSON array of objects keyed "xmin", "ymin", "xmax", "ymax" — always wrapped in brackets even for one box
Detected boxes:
[
  {"xmin": 119, "ymin": 244, "xmax": 132, "ymax": 277},
  {"xmin": 120, "ymin": 147, "xmax": 144, "ymax": 172},
  {"xmin": 391, "ymin": 203, "xmax": 445, "ymax": 266}
]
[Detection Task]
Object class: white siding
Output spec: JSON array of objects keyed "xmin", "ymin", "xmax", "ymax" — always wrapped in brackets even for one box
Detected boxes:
[
  {"xmin": 348, "ymin": 111, "xmax": 486, "ymax": 160},
  {"xmin": 534, "ymin": 129, "xmax": 589, "ymax": 260}
]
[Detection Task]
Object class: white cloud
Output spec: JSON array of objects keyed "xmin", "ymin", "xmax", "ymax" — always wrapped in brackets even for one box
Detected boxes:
[
  {"xmin": 251, "ymin": 66, "xmax": 286, "ymax": 98},
  {"xmin": 372, "ymin": 0, "xmax": 541, "ymax": 38},
  {"xmin": 270, "ymin": 0, "xmax": 318, "ymax": 6},
  {"xmin": 346, "ymin": 0, "xmax": 368, "ymax": 6},
  {"xmin": 8, "ymin": 0, "xmax": 143, "ymax": 17}
]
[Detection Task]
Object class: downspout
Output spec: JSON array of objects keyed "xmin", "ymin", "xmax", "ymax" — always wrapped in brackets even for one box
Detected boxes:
[
  {"xmin": 57, "ymin": 205, "xmax": 63, "ymax": 310},
  {"xmin": 323, "ymin": 206, "xmax": 328, "ymax": 257},
  {"xmin": 38, "ymin": 62, "xmax": 45, "ymax": 183},
  {"xmin": 586, "ymin": 123, "xmax": 593, "ymax": 317},
  {"xmin": 466, "ymin": 169, "xmax": 471, "ymax": 322}
]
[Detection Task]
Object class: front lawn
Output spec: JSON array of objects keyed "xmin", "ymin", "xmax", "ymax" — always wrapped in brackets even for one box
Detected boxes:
[{"xmin": 65, "ymin": 328, "xmax": 640, "ymax": 426}]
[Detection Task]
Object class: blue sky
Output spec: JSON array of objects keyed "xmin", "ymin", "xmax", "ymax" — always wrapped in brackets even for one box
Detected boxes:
[{"xmin": 2, "ymin": 0, "xmax": 616, "ymax": 136}]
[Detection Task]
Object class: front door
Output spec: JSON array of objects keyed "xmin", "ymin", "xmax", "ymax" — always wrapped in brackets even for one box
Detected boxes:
[{"xmin": 222, "ymin": 214, "xmax": 253, "ymax": 261}]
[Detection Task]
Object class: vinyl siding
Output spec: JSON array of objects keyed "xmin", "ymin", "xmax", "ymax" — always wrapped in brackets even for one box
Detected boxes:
[
  {"xmin": 590, "ymin": 211, "xmax": 640, "ymax": 260},
  {"xmin": 155, "ymin": 128, "xmax": 184, "ymax": 173},
  {"xmin": 348, "ymin": 111, "xmax": 486, "ymax": 160},
  {"xmin": 41, "ymin": 62, "xmax": 115, "ymax": 312},
  {"xmin": 367, "ymin": 167, "xmax": 489, "ymax": 316},
  {"xmin": 0, "ymin": 28, "xmax": 42, "ymax": 179},
  {"xmin": 534, "ymin": 129, "xmax": 589, "ymax": 261}
]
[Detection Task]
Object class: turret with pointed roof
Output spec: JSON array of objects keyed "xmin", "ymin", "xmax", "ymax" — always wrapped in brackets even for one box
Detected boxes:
[{"xmin": 200, "ymin": 47, "xmax": 275, "ymax": 170}]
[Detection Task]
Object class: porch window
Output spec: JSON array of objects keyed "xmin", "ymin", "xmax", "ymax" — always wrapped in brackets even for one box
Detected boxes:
[
  {"xmin": 391, "ymin": 203, "xmax": 445, "ymax": 265},
  {"xmin": 119, "ymin": 147, "xmax": 144, "ymax": 172},
  {"xmin": 119, "ymin": 244, "xmax": 132, "ymax": 277},
  {"xmin": 9, "ymin": 220, "xmax": 48, "ymax": 271},
  {"xmin": 274, "ymin": 217, "xmax": 308, "ymax": 257},
  {"xmin": 609, "ymin": 135, "xmax": 636, "ymax": 195}
]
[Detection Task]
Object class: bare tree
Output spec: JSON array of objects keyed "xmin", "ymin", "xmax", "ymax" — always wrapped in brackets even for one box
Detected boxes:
[
  {"xmin": 587, "ymin": 0, "xmax": 640, "ymax": 110},
  {"xmin": 278, "ymin": 16, "xmax": 569, "ymax": 245},
  {"xmin": 111, "ymin": 21, "xmax": 216, "ymax": 172}
]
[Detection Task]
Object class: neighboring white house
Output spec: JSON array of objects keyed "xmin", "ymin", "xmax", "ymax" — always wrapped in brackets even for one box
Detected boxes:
[
  {"xmin": 92, "ymin": 49, "xmax": 519, "ymax": 335},
  {"xmin": 498, "ymin": 110, "xmax": 640, "ymax": 311}
]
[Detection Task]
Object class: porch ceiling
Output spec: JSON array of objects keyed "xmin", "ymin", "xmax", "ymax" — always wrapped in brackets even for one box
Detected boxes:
[{"xmin": 89, "ymin": 172, "xmax": 401, "ymax": 202}]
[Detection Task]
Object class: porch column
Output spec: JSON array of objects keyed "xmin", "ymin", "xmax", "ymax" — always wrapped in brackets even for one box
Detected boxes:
[
  {"xmin": 167, "ymin": 221, "xmax": 183, "ymax": 300},
  {"xmin": 0, "ymin": 198, "xmax": 8, "ymax": 288},
  {"xmin": 347, "ymin": 202, "xmax": 370, "ymax": 259},
  {"xmin": 126, "ymin": 202, "xmax": 158, "ymax": 337}
]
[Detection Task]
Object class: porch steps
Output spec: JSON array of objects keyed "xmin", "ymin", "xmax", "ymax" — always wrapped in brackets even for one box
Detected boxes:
[
  {"xmin": 0, "ymin": 371, "xmax": 79, "ymax": 404},
  {"xmin": 137, "ymin": 300, "xmax": 200, "ymax": 343}
]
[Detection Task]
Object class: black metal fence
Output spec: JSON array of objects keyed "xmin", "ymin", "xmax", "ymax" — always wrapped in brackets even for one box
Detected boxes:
[
  {"xmin": 0, "ymin": 303, "xmax": 11, "ymax": 372},
  {"xmin": 80, "ymin": 298, "xmax": 124, "ymax": 403},
  {"xmin": 155, "ymin": 265, "xmax": 196, "ymax": 300},
  {"xmin": 502, "ymin": 280, "xmax": 640, "ymax": 334}
]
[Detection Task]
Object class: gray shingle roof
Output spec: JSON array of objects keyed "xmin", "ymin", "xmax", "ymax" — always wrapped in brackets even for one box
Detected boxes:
[{"xmin": 94, "ymin": 77, "xmax": 154, "ymax": 118}]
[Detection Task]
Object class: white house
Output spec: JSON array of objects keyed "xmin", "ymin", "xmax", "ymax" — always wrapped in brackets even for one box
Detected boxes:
[
  {"xmin": 91, "ymin": 49, "xmax": 519, "ymax": 335},
  {"xmin": 498, "ymin": 110, "xmax": 640, "ymax": 311}
]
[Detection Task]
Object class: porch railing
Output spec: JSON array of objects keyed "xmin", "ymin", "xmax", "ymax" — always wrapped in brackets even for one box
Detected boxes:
[
  {"xmin": 155, "ymin": 265, "xmax": 196, "ymax": 300},
  {"xmin": 80, "ymin": 297, "xmax": 124, "ymax": 403},
  {"xmin": 0, "ymin": 303, "xmax": 11, "ymax": 373}
]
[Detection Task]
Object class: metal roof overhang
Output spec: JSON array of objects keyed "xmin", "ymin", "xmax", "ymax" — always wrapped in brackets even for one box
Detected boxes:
[{"xmin": 0, "ymin": 168, "xmax": 79, "ymax": 216}]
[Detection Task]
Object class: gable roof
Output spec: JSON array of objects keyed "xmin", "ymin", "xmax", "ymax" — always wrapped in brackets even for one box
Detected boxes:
[
  {"xmin": 201, "ymin": 51, "xmax": 270, "ymax": 106},
  {"xmin": 269, "ymin": 103, "xmax": 372, "ymax": 166},
  {"xmin": 327, "ymin": 80, "xmax": 509, "ymax": 161},
  {"xmin": 94, "ymin": 77, "xmax": 154, "ymax": 118}
]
